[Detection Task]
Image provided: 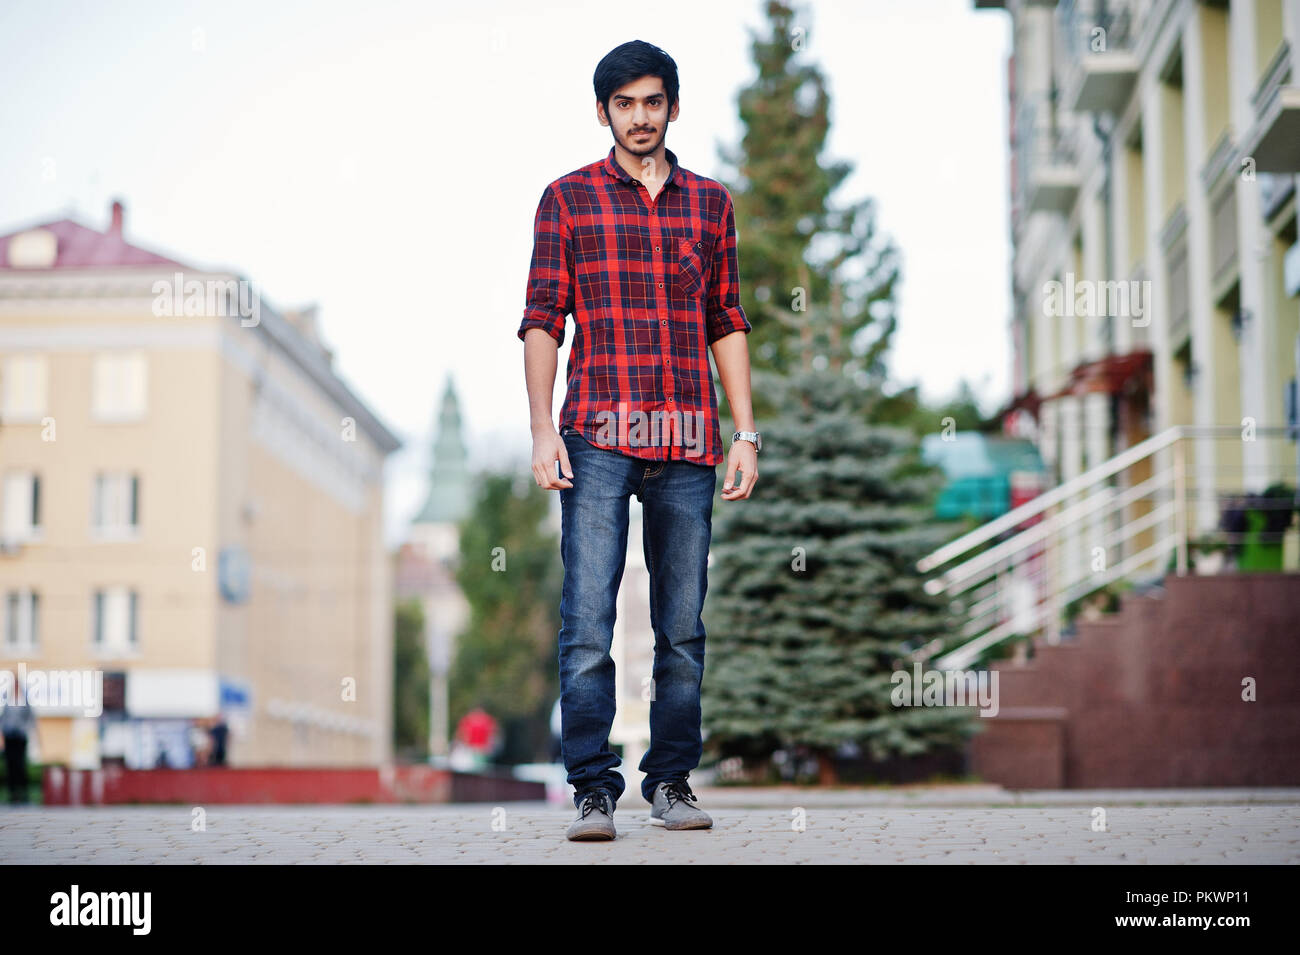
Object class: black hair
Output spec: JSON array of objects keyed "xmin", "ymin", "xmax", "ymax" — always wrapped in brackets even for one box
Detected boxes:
[{"xmin": 593, "ymin": 40, "xmax": 679, "ymax": 118}]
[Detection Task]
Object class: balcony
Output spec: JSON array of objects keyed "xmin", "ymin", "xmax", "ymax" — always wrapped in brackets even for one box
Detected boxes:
[
  {"xmin": 1015, "ymin": 99, "xmax": 1081, "ymax": 217},
  {"xmin": 1241, "ymin": 90, "xmax": 1300, "ymax": 173},
  {"xmin": 1239, "ymin": 43, "xmax": 1299, "ymax": 173},
  {"xmin": 1057, "ymin": 0, "xmax": 1141, "ymax": 114}
]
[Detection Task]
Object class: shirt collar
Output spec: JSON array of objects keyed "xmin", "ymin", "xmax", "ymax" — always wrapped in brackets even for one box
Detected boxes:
[{"xmin": 602, "ymin": 146, "xmax": 681, "ymax": 189}]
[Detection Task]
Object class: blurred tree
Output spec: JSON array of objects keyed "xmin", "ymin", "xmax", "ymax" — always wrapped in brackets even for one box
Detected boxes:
[
  {"xmin": 702, "ymin": 0, "xmax": 978, "ymax": 783},
  {"xmin": 875, "ymin": 379, "xmax": 1002, "ymax": 437},
  {"xmin": 449, "ymin": 472, "xmax": 561, "ymax": 765},
  {"xmin": 393, "ymin": 597, "xmax": 430, "ymax": 760}
]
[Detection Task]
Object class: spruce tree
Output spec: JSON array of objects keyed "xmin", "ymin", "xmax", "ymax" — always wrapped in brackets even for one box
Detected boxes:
[
  {"xmin": 702, "ymin": 0, "xmax": 977, "ymax": 783},
  {"xmin": 718, "ymin": 0, "xmax": 899, "ymax": 411},
  {"xmin": 703, "ymin": 350, "xmax": 978, "ymax": 783}
]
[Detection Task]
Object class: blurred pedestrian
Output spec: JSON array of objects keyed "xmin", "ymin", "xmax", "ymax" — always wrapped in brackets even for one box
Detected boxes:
[
  {"xmin": 188, "ymin": 719, "xmax": 212, "ymax": 767},
  {"xmin": 208, "ymin": 715, "xmax": 229, "ymax": 766},
  {"xmin": 1, "ymin": 692, "xmax": 39, "ymax": 804}
]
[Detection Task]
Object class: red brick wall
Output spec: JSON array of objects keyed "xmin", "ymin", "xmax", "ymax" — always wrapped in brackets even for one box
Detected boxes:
[
  {"xmin": 972, "ymin": 574, "xmax": 1300, "ymax": 788},
  {"xmin": 42, "ymin": 765, "xmax": 545, "ymax": 805}
]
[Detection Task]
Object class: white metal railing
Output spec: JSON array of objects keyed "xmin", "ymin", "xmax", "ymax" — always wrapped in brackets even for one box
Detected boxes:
[
  {"xmin": 1056, "ymin": 0, "xmax": 1140, "ymax": 60},
  {"xmin": 914, "ymin": 424, "xmax": 1298, "ymax": 670},
  {"xmin": 1014, "ymin": 95, "xmax": 1082, "ymax": 217}
]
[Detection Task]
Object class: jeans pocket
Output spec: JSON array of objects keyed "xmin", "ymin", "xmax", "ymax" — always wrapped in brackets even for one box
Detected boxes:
[{"xmin": 562, "ymin": 425, "xmax": 591, "ymax": 448}]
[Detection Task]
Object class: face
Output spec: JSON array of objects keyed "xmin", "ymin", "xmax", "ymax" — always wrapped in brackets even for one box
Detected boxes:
[{"xmin": 598, "ymin": 75, "xmax": 678, "ymax": 157}]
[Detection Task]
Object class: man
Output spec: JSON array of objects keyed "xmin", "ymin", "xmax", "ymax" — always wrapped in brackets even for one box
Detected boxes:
[
  {"xmin": 519, "ymin": 40, "xmax": 760, "ymax": 841},
  {"xmin": 208, "ymin": 714, "xmax": 229, "ymax": 767},
  {"xmin": 1, "ymin": 674, "xmax": 40, "ymax": 804}
]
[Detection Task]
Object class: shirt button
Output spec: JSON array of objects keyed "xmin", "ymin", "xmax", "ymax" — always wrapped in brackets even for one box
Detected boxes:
[{"xmin": 661, "ymin": 319, "xmax": 667, "ymax": 325}]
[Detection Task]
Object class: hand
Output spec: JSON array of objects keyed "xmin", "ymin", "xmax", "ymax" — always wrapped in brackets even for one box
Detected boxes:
[
  {"xmin": 721, "ymin": 440, "xmax": 758, "ymax": 500},
  {"xmin": 532, "ymin": 426, "xmax": 574, "ymax": 490}
]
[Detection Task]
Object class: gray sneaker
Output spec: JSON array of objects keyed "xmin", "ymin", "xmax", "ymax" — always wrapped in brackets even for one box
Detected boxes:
[
  {"xmin": 566, "ymin": 787, "xmax": 617, "ymax": 841},
  {"xmin": 648, "ymin": 779, "xmax": 713, "ymax": 830}
]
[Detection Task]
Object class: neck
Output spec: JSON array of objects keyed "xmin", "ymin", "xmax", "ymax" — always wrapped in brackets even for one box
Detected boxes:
[{"xmin": 615, "ymin": 141, "xmax": 670, "ymax": 182}]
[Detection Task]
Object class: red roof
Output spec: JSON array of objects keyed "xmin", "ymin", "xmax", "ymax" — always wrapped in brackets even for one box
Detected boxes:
[{"xmin": 0, "ymin": 200, "xmax": 185, "ymax": 270}]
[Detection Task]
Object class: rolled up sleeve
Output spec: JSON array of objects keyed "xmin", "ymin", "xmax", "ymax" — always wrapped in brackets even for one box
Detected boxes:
[
  {"xmin": 518, "ymin": 184, "xmax": 573, "ymax": 346},
  {"xmin": 705, "ymin": 189, "xmax": 751, "ymax": 344}
]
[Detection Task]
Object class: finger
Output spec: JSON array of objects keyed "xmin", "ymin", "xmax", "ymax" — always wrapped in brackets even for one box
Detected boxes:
[
  {"xmin": 551, "ymin": 459, "xmax": 572, "ymax": 489},
  {"xmin": 729, "ymin": 463, "xmax": 754, "ymax": 498},
  {"xmin": 558, "ymin": 445, "xmax": 574, "ymax": 480}
]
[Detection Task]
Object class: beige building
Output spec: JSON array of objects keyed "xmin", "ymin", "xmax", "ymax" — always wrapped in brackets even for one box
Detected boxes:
[
  {"xmin": 990, "ymin": 0, "xmax": 1298, "ymax": 505},
  {"xmin": 915, "ymin": 1, "xmax": 1298, "ymax": 667},
  {"xmin": 0, "ymin": 200, "xmax": 400, "ymax": 768}
]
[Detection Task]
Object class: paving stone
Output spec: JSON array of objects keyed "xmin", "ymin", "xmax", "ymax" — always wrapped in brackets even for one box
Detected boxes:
[{"xmin": 3, "ymin": 797, "xmax": 1297, "ymax": 864}]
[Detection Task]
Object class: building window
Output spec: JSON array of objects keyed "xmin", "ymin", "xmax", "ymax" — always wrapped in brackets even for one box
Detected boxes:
[
  {"xmin": 1, "ymin": 355, "xmax": 48, "ymax": 421},
  {"xmin": 2, "ymin": 472, "xmax": 41, "ymax": 544},
  {"xmin": 91, "ymin": 352, "xmax": 147, "ymax": 421},
  {"xmin": 3, "ymin": 590, "xmax": 39, "ymax": 652},
  {"xmin": 92, "ymin": 473, "xmax": 139, "ymax": 537},
  {"xmin": 93, "ymin": 587, "xmax": 137, "ymax": 653}
]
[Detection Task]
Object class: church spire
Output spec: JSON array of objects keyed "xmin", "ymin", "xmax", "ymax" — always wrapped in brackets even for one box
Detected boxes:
[{"xmin": 412, "ymin": 375, "xmax": 470, "ymax": 525}]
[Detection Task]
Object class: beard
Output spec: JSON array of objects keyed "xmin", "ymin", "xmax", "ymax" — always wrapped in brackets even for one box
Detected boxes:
[{"xmin": 617, "ymin": 124, "xmax": 664, "ymax": 156}]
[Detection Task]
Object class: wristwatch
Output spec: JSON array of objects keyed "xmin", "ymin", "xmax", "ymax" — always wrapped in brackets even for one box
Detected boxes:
[{"xmin": 732, "ymin": 430, "xmax": 762, "ymax": 453}]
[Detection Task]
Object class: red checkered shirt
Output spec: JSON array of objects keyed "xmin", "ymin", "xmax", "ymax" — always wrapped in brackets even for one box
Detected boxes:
[{"xmin": 518, "ymin": 146, "xmax": 750, "ymax": 466}]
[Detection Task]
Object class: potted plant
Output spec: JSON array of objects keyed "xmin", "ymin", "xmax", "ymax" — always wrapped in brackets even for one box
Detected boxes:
[
  {"xmin": 1190, "ymin": 532, "xmax": 1230, "ymax": 575},
  {"xmin": 1238, "ymin": 483, "xmax": 1296, "ymax": 571}
]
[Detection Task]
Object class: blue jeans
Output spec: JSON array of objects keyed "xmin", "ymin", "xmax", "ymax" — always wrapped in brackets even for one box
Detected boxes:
[{"xmin": 556, "ymin": 425, "xmax": 717, "ymax": 808}]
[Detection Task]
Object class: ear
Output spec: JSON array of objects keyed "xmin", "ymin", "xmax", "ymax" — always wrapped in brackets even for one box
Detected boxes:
[
  {"xmin": 669, "ymin": 98, "xmax": 680, "ymax": 122},
  {"xmin": 596, "ymin": 100, "xmax": 609, "ymax": 127}
]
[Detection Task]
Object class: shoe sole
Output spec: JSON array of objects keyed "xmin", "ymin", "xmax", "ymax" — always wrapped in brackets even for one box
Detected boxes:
[
  {"xmin": 567, "ymin": 816, "xmax": 617, "ymax": 841},
  {"xmin": 648, "ymin": 815, "xmax": 712, "ymax": 830}
]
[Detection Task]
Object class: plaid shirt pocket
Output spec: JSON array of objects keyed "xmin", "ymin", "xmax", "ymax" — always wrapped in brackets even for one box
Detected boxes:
[{"xmin": 676, "ymin": 237, "xmax": 711, "ymax": 296}]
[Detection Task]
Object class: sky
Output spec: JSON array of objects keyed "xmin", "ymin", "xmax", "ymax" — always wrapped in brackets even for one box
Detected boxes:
[{"xmin": 0, "ymin": 0, "xmax": 1013, "ymax": 547}]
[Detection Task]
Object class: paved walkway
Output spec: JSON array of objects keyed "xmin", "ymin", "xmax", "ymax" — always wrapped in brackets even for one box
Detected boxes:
[{"xmin": 3, "ymin": 787, "xmax": 1297, "ymax": 863}]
